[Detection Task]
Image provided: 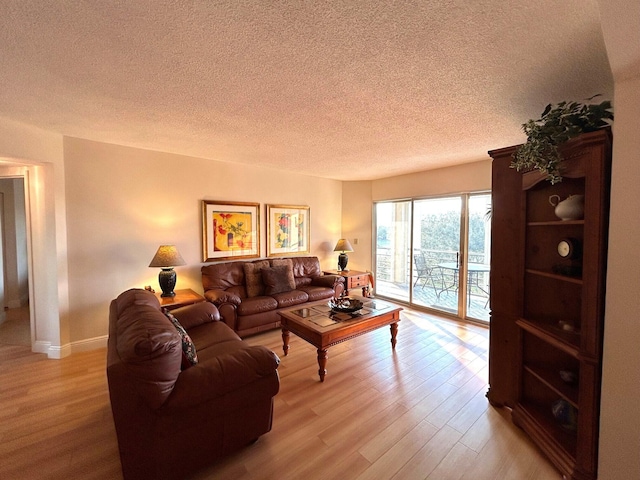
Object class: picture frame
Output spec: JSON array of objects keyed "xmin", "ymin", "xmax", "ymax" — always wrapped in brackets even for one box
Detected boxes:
[
  {"xmin": 266, "ymin": 204, "xmax": 310, "ymax": 257},
  {"xmin": 202, "ymin": 200, "xmax": 260, "ymax": 262}
]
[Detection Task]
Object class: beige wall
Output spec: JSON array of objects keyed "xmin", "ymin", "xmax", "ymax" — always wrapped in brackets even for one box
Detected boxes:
[
  {"xmin": 63, "ymin": 137, "xmax": 343, "ymax": 345},
  {"xmin": 339, "ymin": 180, "xmax": 373, "ymax": 272},
  {"xmin": 598, "ymin": 76, "xmax": 640, "ymax": 479},
  {"xmin": 597, "ymin": 2, "xmax": 640, "ymax": 478},
  {"xmin": 371, "ymin": 159, "xmax": 492, "ymax": 202}
]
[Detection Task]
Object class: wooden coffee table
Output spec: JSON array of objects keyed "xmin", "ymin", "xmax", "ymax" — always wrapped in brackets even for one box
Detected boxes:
[{"xmin": 278, "ymin": 296, "xmax": 402, "ymax": 382}]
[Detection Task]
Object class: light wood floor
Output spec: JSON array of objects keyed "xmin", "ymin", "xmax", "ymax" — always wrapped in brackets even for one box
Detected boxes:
[
  {"xmin": 0, "ymin": 305, "xmax": 31, "ymax": 347},
  {"xmin": 0, "ymin": 307, "xmax": 561, "ymax": 480}
]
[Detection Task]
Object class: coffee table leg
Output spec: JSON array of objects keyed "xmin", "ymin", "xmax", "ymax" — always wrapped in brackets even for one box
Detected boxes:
[
  {"xmin": 390, "ymin": 322, "xmax": 398, "ymax": 349},
  {"xmin": 282, "ymin": 328, "xmax": 290, "ymax": 356},
  {"xmin": 317, "ymin": 348, "xmax": 328, "ymax": 382}
]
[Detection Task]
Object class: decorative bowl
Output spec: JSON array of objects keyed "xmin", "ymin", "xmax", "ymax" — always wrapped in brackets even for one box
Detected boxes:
[{"xmin": 329, "ymin": 298, "xmax": 364, "ymax": 314}]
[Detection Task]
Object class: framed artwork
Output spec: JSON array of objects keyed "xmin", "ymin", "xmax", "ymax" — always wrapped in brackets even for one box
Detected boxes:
[
  {"xmin": 266, "ymin": 204, "xmax": 310, "ymax": 257},
  {"xmin": 202, "ymin": 200, "xmax": 260, "ymax": 262}
]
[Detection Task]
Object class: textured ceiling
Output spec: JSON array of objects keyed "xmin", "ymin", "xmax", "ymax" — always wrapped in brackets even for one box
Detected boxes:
[{"xmin": 0, "ymin": 1, "xmax": 613, "ymax": 181}]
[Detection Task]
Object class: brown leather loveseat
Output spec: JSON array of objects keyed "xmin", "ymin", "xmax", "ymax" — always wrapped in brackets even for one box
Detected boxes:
[
  {"xmin": 107, "ymin": 288, "xmax": 280, "ymax": 480},
  {"xmin": 202, "ymin": 256, "xmax": 344, "ymax": 337}
]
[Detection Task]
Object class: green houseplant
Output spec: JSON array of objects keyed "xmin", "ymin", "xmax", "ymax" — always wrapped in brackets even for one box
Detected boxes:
[{"xmin": 510, "ymin": 95, "xmax": 613, "ymax": 184}]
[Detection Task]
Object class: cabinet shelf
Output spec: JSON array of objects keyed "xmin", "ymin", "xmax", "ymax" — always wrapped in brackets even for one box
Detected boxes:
[
  {"xmin": 523, "ymin": 364, "xmax": 579, "ymax": 408},
  {"xmin": 515, "ymin": 400, "xmax": 578, "ymax": 458},
  {"xmin": 525, "ymin": 268, "xmax": 583, "ymax": 284},
  {"xmin": 527, "ymin": 220, "xmax": 585, "ymax": 227},
  {"xmin": 517, "ymin": 318, "xmax": 580, "ymax": 356}
]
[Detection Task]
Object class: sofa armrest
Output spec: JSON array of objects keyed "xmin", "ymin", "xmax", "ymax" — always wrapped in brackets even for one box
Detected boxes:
[
  {"xmin": 311, "ymin": 274, "xmax": 344, "ymax": 288},
  {"xmin": 204, "ymin": 289, "xmax": 242, "ymax": 306},
  {"xmin": 170, "ymin": 302, "xmax": 220, "ymax": 330},
  {"xmin": 216, "ymin": 303, "xmax": 239, "ymax": 331},
  {"xmin": 160, "ymin": 345, "xmax": 280, "ymax": 412}
]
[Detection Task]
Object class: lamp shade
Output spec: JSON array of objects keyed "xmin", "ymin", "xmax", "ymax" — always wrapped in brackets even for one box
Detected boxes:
[
  {"xmin": 149, "ymin": 245, "xmax": 186, "ymax": 268},
  {"xmin": 333, "ymin": 239, "xmax": 354, "ymax": 253}
]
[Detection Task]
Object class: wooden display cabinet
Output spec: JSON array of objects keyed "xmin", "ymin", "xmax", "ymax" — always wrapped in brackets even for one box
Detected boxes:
[{"xmin": 488, "ymin": 128, "xmax": 612, "ymax": 480}]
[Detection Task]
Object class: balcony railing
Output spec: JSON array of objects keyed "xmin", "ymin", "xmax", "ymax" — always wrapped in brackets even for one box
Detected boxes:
[{"xmin": 375, "ymin": 248, "xmax": 490, "ymax": 321}]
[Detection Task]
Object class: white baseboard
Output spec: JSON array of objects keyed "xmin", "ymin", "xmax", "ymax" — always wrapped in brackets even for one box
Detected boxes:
[
  {"xmin": 33, "ymin": 340, "xmax": 55, "ymax": 356},
  {"xmin": 33, "ymin": 335, "xmax": 108, "ymax": 359},
  {"xmin": 70, "ymin": 335, "xmax": 108, "ymax": 354}
]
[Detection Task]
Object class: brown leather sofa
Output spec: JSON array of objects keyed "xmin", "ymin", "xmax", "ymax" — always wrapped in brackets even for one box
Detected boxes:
[
  {"xmin": 107, "ymin": 288, "xmax": 280, "ymax": 480},
  {"xmin": 201, "ymin": 256, "xmax": 344, "ymax": 337}
]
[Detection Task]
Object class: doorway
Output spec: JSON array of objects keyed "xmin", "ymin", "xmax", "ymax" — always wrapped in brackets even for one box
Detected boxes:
[{"xmin": 0, "ymin": 177, "xmax": 30, "ymax": 347}]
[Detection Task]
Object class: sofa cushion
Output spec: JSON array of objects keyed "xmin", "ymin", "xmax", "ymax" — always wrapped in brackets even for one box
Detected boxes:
[
  {"xmin": 187, "ymin": 321, "xmax": 242, "ymax": 353},
  {"xmin": 237, "ymin": 295, "xmax": 279, "ymax": 316},
  {"xmin": 202, "ymin": 262, "xmax": 246, "ymax": 291},
  {"xmin": 262, "ymin": 264, "xmax": 296, "ymax": 295},
  {"xmin": 298, "ymin": 285, "xmax": 336, "ymax": 302},
  {"xmin": 243, "ymin": 260, "xmax": 270, "ymax": 298},
  {"xmin": 290, "ymin": 256, "xmax": 321, "ymax": 278},
  {"xmin": 271, "ymin": 289, "xmax": 309, "ymax": 308},
  {"xmin": 165, "ymin": 311, "xmax": 198, "ymax": 369},
  {"xmin": 295, "ymin": 276, "xmax": 313, "ymax": 288}
]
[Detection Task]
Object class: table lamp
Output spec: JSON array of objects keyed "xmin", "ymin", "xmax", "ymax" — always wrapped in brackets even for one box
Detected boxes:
[
  {"xmin": 149, "ymin": 245, "xmax": 186, "ymax": 297},
  {"xmin": 334, "ymin": 238, "xmax": 354, "ymax": 271}
]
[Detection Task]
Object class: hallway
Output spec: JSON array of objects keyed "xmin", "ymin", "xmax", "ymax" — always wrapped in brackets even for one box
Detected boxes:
[{"xmin": 0, "ymin": 305, "xmax": 30, "ymax": 346}]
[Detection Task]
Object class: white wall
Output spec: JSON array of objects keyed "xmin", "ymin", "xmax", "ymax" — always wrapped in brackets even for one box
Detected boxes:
[{"xmin": 63, "ymin": 137, "xmax": 343, "ymax": 346}]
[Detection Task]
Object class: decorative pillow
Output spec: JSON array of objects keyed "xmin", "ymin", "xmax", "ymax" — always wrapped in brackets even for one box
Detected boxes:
[
  {"xmin": 271, "ymin": 258, "xmax": 296, "ymax": 280},
  {"xmin": 164, "ymin": 310, "xmax": 198, "ymax": 370},
  {"xmin": 271, "ymin": 258, "xmax": 293, "ymax": 268},
  {"xmin": 262, "ymin": 264, "xmax": 296, "ymax": 295},
  {"xmin": 244, "ymin": 260, "xmax": 270, "ymax": 297}
]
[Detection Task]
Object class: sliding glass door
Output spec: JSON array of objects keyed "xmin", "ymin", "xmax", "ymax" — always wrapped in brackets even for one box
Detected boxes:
[
  {"xmin": 412, "ymin": 197, "xmax": 461, "ymax": 316},
  {"xmin": 375, "ymin": 201, "xmax": 411, "ymax": 303},
  {"xmin": 374, "ymin": 192, "xmax": 491, "ymax": 322},
  {"xmin": 466, "ymin": 194, "xmax": 492, "ymax": 321}
]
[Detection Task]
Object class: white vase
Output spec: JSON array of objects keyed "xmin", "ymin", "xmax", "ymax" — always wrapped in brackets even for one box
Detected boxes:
[{"xmin": 549, "ymin": 194, "xmax": 585, "ymax": 221}]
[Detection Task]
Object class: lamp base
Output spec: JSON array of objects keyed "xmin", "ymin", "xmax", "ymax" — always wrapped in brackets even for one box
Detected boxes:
[
  {"xmin": 338, "ymin": 253, "xmax": 349, "ymax": 272},
  {"xmin": 158, "ymin": 268, "xmax": 177, "ymax": 297}
]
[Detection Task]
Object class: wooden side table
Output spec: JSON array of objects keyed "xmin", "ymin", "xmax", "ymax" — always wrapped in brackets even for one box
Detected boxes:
[
  {"xmin": 322, "ymin": 269, "xmax": 372, "ymax": 297},
  {"xmin": 154, "ymin": 288, "xmax": 206, "ymax": 311}
]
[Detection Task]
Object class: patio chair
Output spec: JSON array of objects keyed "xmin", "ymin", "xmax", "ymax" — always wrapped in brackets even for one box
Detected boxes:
[{"xmin": 413, "ymin": 253, "xmax": 443, "ymax": 299}]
